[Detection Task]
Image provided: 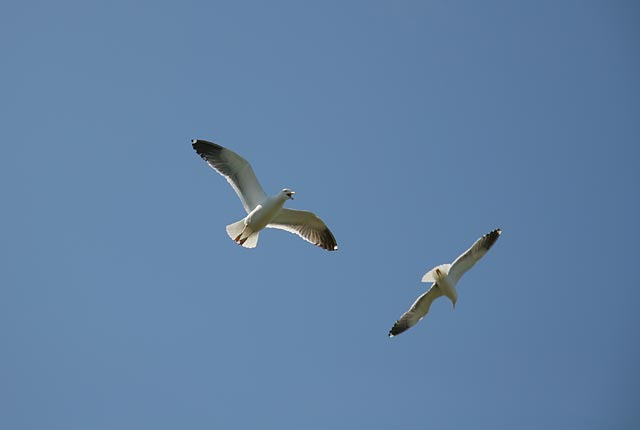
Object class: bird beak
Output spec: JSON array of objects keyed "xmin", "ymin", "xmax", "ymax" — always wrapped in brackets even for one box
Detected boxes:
[{"xmin": 289, "ymin": 192, "xmax": 295, "ymax": 200}]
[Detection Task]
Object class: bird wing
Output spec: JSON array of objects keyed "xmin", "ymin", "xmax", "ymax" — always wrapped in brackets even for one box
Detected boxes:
[
  {"xmin": 192, "ymin": 139, "xmax": 267, "ymax": 213},
  {"xmin": 388, "ymin": 284, "xmax": 444, "ymax": 337},
  {"xmin": 267, "ymin": 208, "xmax": 338, "ymax": 251},
  {"xmin": 448, "ymin": 228, "xmax": 502, "ymax": 285}
]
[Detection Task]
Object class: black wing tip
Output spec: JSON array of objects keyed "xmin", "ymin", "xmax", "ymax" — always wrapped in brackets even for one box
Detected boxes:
[
  {"xmin": 388, "ymin": 322, "xmax": 408, "ymax": 337},
  {"xmin": 483, "ymin": 228, "xmax": 502, "ymax": 249},
  {"xmin": 191, "ymin": 139, "xmax": 224, "ymax": 153},
  {"xmin": 318, "ymin": 228, "xmax": 338, "ymax": 251},
  {"xmin": 321, "ymin": 241, "xmax": 339, "ymax": 251},
  {"xmin": 191, "ymin": 139, "xmax": 224, "ymax": 158}
]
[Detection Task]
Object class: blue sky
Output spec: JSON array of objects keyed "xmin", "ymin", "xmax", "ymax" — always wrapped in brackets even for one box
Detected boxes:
[{"xmin": 1, "ymin": 1, "xmax": 638, "ymax": 429}]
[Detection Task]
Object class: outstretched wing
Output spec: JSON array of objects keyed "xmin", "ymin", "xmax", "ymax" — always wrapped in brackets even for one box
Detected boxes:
[
  {"xmin": 448, "ymin": 228, "xmax": 502, "ymax": 285},
  {"xmin": 267, "ymin": 208, "xmax": 338, "ymax": 251},
  {"xmin": 192, "ymin": 139, "xmax": 267, "ymax": 213},
  {"xmin": 388, "ymin": 284, "xmax": 444, "ymax": 337}
]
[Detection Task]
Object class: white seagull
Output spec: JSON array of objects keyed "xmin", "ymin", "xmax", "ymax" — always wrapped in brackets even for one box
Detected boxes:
[
  {"xmin": 389, "ymin": 228, "xmax": 502, "ymax": 337},
  {"xmin": 192, "ymin": 139, "xmax": 338, "ymax": 251}
]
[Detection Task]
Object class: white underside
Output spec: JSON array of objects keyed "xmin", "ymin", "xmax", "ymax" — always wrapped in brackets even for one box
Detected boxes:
[{"xmin": 226, "ymin": 195, "xmax": 286, "ymax": 248}]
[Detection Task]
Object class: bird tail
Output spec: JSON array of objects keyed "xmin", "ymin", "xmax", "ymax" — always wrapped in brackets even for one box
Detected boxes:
[
  {"xmin": 225, "ymin": 219, "xmax": 260, "ymax": 249},
  {"xmin": 421, "ymin": 264, "xmax": 452, "ymax": 283},
  {"xmin": 239, "ymin": 232, "xmax": 259, "ymax": 248}
]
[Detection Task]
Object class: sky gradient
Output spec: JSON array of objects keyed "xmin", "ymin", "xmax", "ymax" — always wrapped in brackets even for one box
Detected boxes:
[{"xmin": 1, "ymin": 1, "xmax": 639, "ymax": 429}]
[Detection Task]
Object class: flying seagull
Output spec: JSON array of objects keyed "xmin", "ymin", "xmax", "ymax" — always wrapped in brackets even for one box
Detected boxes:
[
  {"xmin": 389, "ymin": 228, "xmax": 502, "ymax": 337},
  {"xmin": 191, "ymin": 139, "xmax": 338, "ymax": 251}
]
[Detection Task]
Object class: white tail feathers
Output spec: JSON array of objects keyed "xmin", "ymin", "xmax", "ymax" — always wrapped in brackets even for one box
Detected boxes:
[
  {"xmin": 225, "ymin": 219, "xmax": 260, "ymax": 248},
  {"xmin": 226, "ymin": 219, "xmax": 246, "ymax": 239},
  {"xmin": 240, "ymin": 232, "xmax": 259, "ymax": 248},
  {"xmin": 421, "ymin": 264, "xmax": 452, "ymax": 283}
]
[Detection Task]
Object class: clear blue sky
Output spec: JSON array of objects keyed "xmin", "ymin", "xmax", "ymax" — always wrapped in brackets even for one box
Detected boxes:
[{"xmin": 1, "ymin": 1, "xmax": 638, "ymax": 429}]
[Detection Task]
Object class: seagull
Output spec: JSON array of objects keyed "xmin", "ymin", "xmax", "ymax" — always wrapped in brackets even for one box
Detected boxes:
[
  {"xmin": 389, "ymin": 228, "xmax": 502, "ymax": 337},
  {"xmin": 191, "ymin": 139, "xmax": 338, "ymax": 251}
]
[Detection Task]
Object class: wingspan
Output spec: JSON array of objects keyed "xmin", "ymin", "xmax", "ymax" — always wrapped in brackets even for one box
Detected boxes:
[
  {"xmin": 448, "ymin": 228, "xmax": 502, "ymax": 285},
  {"xmin": 389, "ymin": 284, "xmax": 444, "ymax": 337},
  {"xmin": 192, "ymin": 139, "xmax": 267, "ymax": 213},
  {"xmin": 267, "ymin": 208, "xmax": 338, "ymax": 251}
]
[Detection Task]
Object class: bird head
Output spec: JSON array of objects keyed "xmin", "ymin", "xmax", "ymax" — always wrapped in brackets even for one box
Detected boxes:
[{"xmin": 282, "ymin": 189, "xmax": 295, "ymax": 200}]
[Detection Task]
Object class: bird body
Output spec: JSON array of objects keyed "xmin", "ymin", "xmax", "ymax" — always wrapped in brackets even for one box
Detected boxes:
[
  {"xmin": 225, "ymin": 190, "xmax": 292, "ymax": 248},
  {"xmin": 245, "ymin": 191, "xmax": 291, "ymax": 231},
  {"xmin": 432, "ymin": 266, "xmax": 457, "ymax": 309}
]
